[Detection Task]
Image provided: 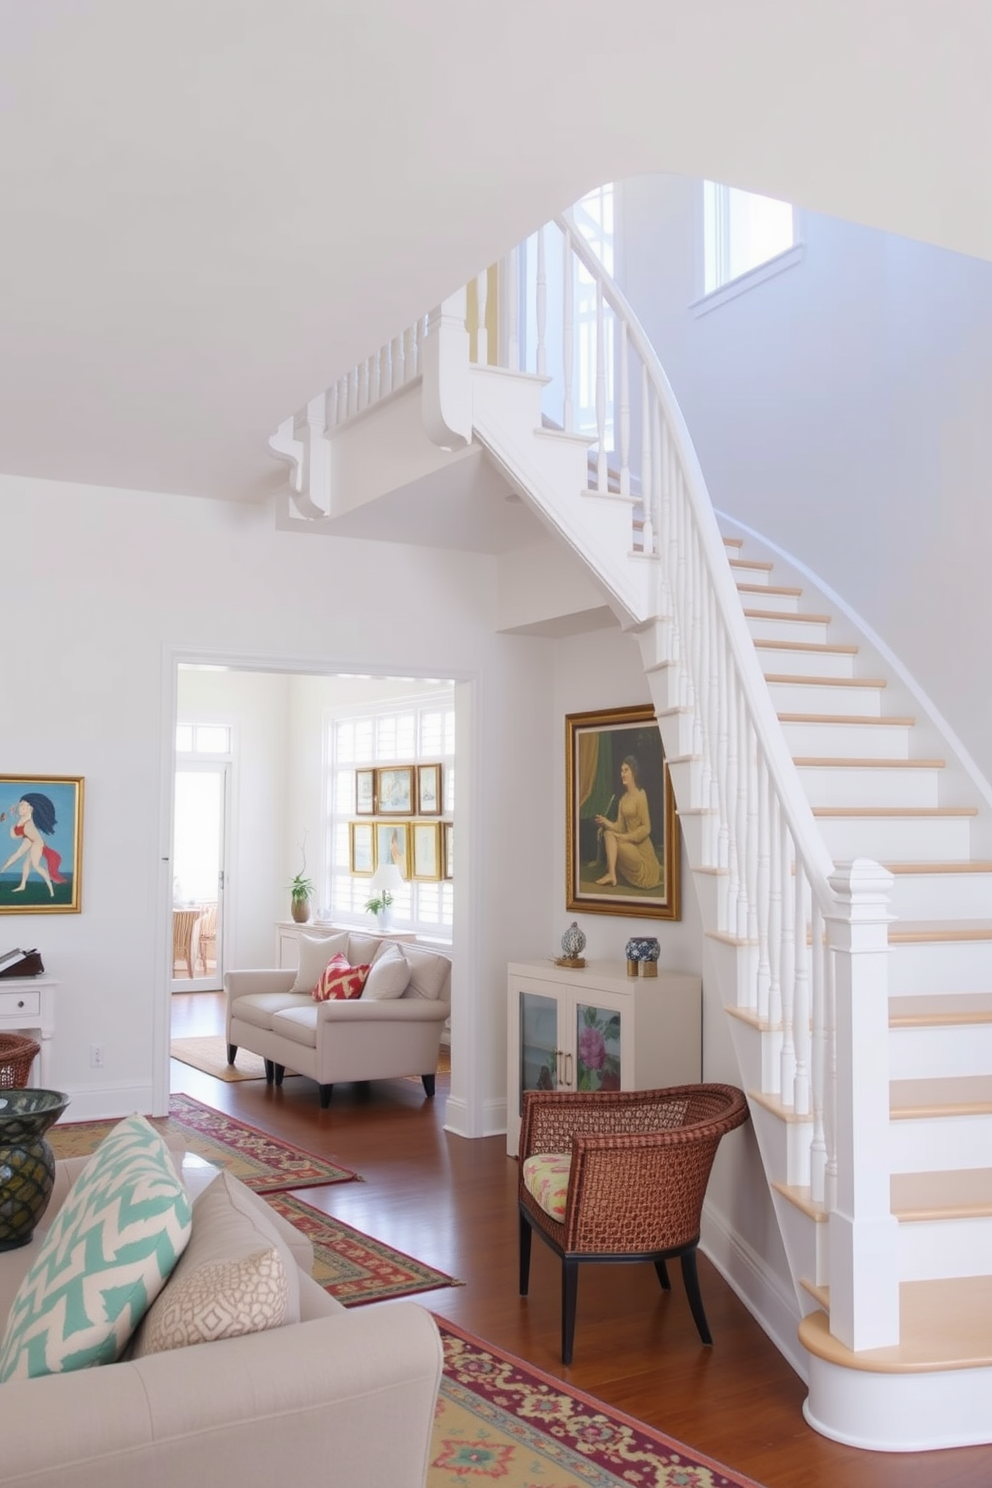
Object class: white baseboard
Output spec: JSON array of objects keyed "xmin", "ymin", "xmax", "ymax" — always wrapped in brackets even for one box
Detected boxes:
[
  {"xmin": 56, "ymin": 1082, "xmax": 156, "ymax": 1122},
  {"xmin": 701, "ymin": 1199, "xmax": 809, "ymax": 1383}
]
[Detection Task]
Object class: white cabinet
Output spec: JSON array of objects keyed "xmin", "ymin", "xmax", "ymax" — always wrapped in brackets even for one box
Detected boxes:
[
  {"xmin": 0, "ymin": 976, "xmax": 58, "ymax": 1086},
  {"xmin": 506, "ymin": 960, "xmax": 702, "ymax": 1155}
]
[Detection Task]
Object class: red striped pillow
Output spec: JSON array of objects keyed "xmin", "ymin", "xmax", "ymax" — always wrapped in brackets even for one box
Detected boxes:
[{"xmin": 312, "ymin": 956, "xmax": 371, "ymax": 1003}]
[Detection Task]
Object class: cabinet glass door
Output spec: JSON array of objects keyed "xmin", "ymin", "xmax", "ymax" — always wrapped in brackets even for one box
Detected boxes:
[
  {"xmin": 519, "ymin": 991, "xmax": 558, "ymax": 1109},
  {"xmin": 575, "ymin": 1000, "xmax": 622, "ymax": 1091}
]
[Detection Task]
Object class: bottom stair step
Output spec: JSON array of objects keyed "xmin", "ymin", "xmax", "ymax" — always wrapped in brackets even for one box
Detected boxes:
[{"xmin": 800, "ymin": 1274, "xmax": 992, "ymax": 1373}]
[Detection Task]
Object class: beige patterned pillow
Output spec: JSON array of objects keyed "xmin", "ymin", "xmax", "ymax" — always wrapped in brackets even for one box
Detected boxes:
[{"xmin": 132, "ymin": 1246, "xmax": 288, "ymax": 1354}]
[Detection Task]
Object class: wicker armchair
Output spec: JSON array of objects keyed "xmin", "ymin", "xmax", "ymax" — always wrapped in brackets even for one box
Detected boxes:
[{"xmin": 517, "ymin": 1083, "xmax": 749, "ymax": 1364}]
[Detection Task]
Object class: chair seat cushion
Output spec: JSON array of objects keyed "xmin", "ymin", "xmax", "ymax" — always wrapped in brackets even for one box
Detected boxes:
[
  {"xmin": 270, "ymin": 1006, "xmax": 320, "ymax": 1048},
  {"xmin": 233, "ymin": 992, "xmax": 313, "ymax": 1029},
  {"xmin": 522, "ymin": 1153, "xmax": 571, "ymax": 1221}
]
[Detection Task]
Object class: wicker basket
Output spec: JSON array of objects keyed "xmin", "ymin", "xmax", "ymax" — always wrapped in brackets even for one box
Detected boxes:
[{"xmin": 0, "ymin": 1033, "xmax": 40, "ymax": 1089}]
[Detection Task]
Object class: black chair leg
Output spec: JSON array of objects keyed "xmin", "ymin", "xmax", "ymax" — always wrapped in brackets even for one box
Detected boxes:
[
  {"xmin": 561, "ymin": 1259, "xmax": 579, "ymax": 1366},
  {"xmin": 421, "ymin": 1073, "xmax": 436, "ymax": 1097},
  {"xmin": 274, "ymin": 1064, "xmax": 285, "ymax": 1087},
  {"xmin": 319, "ymin": 1083, "xmax": 334, "ymax": 1109},
  {"xmin": 227, "ymin": 1044, "xmax": 238, "ymax": 1065},
  {"xmin": 654, "ymin": 1258, "xmax": 672, "ymax": 1291},
  {"xmin": 518, "ymin": 1213, "xmax": 532, "ymax": 1295},
  {"xmin": 263, "ymin": 1059, "xmax": 274, "ymax": 1084},
  {"xmin": 680, "ymin": 1247, "xmax": 712, "ymax": 1345}
]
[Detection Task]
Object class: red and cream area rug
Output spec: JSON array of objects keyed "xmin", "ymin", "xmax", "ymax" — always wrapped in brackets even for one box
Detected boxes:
[{"xmin": 431, "ymin": 1320, "xmax": 765, "ymax": 1488}]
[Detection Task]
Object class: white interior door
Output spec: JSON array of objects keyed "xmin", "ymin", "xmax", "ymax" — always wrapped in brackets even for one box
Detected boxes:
[{"xmin": 171, "ymin": 763, "xmax": 227, "ymax": 992}]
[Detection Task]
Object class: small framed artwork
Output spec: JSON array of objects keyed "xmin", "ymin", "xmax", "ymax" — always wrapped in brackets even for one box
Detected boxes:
[
  {"xmin": 442, "ymin": 821, "xmax": 453, "ymax": 880},
  {"xmin": 411, "ymin": 821, "xmax": 441, "ymax": 881},
  {"xmin": 349, "ymin": 821, "xmax": 376, "ymax": 876},
  {"xmin": 376, "ymin": 820, "xmax": 410, "ymax": 878},
  {"xmin": 355, "ymin": 769, "xmax": 375, "ymax": 816},
  {"xmin": 0, "ymin": 775, "xmax": 85, "ymax": 913},
  {"xmin": 376, "ymin": 766, "xmax": 414, "ymax": 815},
  {"xmin": 416, "ymin": 763, "xmax": 442, "ymax": 816},
  {"xmin": 565, "ymin": 704, "xmax": 680, "ymax": 920}
]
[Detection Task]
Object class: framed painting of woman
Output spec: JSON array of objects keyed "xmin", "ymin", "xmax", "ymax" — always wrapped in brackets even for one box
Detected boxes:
[
  {"xmin": 565, "ymin": 707, "xmax": 679, "ymax": 919},
  {"xmin": 0, "ymin": 776, "xmax": 84, "ymax": 913}
]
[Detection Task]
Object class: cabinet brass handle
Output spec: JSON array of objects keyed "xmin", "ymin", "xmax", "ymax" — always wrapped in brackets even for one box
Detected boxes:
[{"xmin": 564, "ymin": 1052, "xmax": 573, "ymax": 1087}]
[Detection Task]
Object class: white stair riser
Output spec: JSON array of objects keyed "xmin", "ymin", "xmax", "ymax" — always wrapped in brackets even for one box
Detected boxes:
[
  {"xmin": 766, "ymin": 680, "xmax": 883, "ymax": 716},
  {"xmin": 746, "ymin": 615, "xmax": 829, "ymax": 645},
  {"xmin": 890, "ymin": 1111, "xmax": 992, "ymax": 1172},
  {"xmin": 736, "ymin": 585, "xmax": 798, "ymax": 613},
  {"xmin": 771, "ymin": 1193, "xmax": 829, "ymax": 1290},
  {"xmin": 890, "ymin": 1021, "xmax": 992, "ymax": 1080},
  {"xmin": 888, "ymin": 872, "xmax": 992, "ymax": 920},
  {"xmin": 780, "ymin": 720, "xmax": 912, "ymax": 758},
  {"xmin": 758, "ymin": 648, "xmax": 855, "ymax": 680},
  {"xmin": 730, "ymin": 564, "xmax": 770, "ymax": 587},
  {"xmin": 815, "ymin": 813, "xmax": 973, "ymax": 861},
  {"xmin": 889, "ymin": 937, "xmax": 992, "ymax": 995},
  {"xmin": 797, "ymin": 764, "xmax": 941, "ymax": 809},
  {"xmin": 725, "ymin": 1016, "xmax": 782, "ymax": 1095},
  {"xmin": 749, "ymin": 1100, "xmax": 813, "ymax": 1188},
  {"xmin": 897, "ymin": 1215, "xmax": 992, "ymax": 1282},
  {"xmin": 804, "ymin": 1351, "xmax": 992, "ymax": 1452}
]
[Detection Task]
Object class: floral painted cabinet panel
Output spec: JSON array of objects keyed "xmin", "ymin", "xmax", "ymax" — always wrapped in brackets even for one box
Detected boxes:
[{"xmin": 506, "ymin": 961, "xmax": 702, "ymax": 1156}]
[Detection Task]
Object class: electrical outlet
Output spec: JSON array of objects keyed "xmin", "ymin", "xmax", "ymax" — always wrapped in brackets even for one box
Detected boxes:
[{"xmin": 90, "ymin": 1043, "xmax": 105, "ymax": 1068}]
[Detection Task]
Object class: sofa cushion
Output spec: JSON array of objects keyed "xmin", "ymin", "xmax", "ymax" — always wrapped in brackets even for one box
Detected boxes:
[
  {"xmin": 346, "ymin": 932, "xmax": 386, "ymax": 966},
  {"xmin": 270, "ymin": 1005, "xmax": 320, "ymax": 1048},
  {"xmin": 130, "ymin": 1170, "xmax": 300, "ymax": 1356},
  {"xmin": 363, "ymin": 941, "xmax": 411, "ymax": 1000},
  {"xmin": 0, "ymin": 1114, "xmax": 192, "ymax": 1381},
  {"xmin": 402, "ymin": 944, "xmax": 450, "ymax": 1001},
  {"xmin": 232, "ymin": 991, "xmax": 313, "ymax": 1030},
  {"xmin": 290, "ymin": 931, "xmax": 350, "ymax": 993},
  {"xmin": 313, "ymin": 956, "xmax": 370, "ymax": 1003}
]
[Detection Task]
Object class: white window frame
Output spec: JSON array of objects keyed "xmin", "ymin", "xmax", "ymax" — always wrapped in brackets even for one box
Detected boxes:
[{"xmin": 693, "ymin": 180, "xmax": 804, "ymax": 317}]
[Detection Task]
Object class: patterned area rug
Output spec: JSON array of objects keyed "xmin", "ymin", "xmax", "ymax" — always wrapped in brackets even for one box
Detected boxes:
[
  {"xmin": 431, "ymin": 1320, "xmax": 766, "ymax": 1488},
  {"xmin": 266, "ymin": 1193, "xmax": 462, "ymax": 1305},
  {"xmin": 47, "ymin": 1093, "xmax": 361, "ymax": 1192}
]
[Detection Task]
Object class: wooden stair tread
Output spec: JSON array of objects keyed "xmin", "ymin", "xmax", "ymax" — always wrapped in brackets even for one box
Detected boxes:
[
  {"xmin": 771, "ymin": 1182, "xmax": 827, "ymax": 1222},
  {"xmin": 891, "ymin": 1074, "xmax": 992, "ymax": 1116},
  {"xmin": 888, "ymin": 920, "xmax": 992, "ymax": 943},
  {"xmin": 737, "ymin": 582, "xmax": 802, "ymax": 597},
  {"xmin": 800, "ymin": 1277, "xmax": 992, "ymax": 1373},
  {"xmin": 813, "ymin": 805, "xmax": 977, "ymax": 817},
  {"xmin": 891, "ymin": 992, "xmax": 992, "ymax": 1026},
  {"xmin": 765, "ymin": 673, "xmax": 886, "ymax": 687},
  {"xmin": 793, "ymin": 756, "xmax": 945, "ymax": 768},
  {"xmin": 778, "ymin": 712, "xmax": 915, "ymax": 725},
  {"xmin": 891, "ymin": 1168, "xmax": 992, "ymax": 1221},
  {"xmin": 743, "ymin": 607, "xmax": 831, "ymax": 623},
  {"xmin": 885, "ymin": 860, "xmax": 992, "ymax": 874},
  {"xmin": 730, "ymin": 558, "xmax": 774, "ymax": 572},
  {"xmin": 754, "ymin": 638, "xmax": 858, "ymax": 655}
]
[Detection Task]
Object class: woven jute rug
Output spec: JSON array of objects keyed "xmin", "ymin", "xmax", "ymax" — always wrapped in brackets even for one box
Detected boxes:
[
  {"xmin": 170, "ymin": 1035, "xmax": 299, "ymax": 1082},
  {"xmin": 430, "ymin": 1319, "xmax": 766, "ymax": 1488},
  {"xmin": 47, "ymin": 1092, "xmax": 361, "ymax": 1192}
]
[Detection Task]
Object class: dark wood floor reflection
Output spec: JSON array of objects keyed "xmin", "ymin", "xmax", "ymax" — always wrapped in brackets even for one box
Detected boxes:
[{"xmin": 171, "ymin": 992, "xmax": 991, "ymax": 1488}]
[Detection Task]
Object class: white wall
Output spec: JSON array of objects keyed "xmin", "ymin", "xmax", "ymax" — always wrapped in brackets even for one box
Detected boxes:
[
  {"xmin": 618, "ymin": 173, "xmax": 992, "ymax": 787},
  {"xmin": 1, "ymin": 474, "xmax": 555, "ymax": 1128}
]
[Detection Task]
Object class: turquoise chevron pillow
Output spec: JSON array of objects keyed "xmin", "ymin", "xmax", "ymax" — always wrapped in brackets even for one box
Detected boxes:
[{"xmin": 0, "ymin": 1113, "xmax": 192, "ymax": 1381}]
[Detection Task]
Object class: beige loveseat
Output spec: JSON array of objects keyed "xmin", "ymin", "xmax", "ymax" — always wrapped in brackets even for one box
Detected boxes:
[
  {"xmin": 0, "ymin": 1145, "xmax": 443, "ymax": 1487},
  {"xmin": 225, "ymin": 929, "xmax": 451, "ymax": 1109}
]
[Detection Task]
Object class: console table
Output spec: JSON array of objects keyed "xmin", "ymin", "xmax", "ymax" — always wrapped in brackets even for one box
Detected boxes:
[
  {"xmin": 0, "ymin": 976, "xmax": 57, "ymax": 1086},
  {"xmin": 506, "ymin": 959, "xmax": 702, "ymax": 1155}
]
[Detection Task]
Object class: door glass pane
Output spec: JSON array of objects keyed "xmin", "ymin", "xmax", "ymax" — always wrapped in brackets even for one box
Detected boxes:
[
  {"xmin": 172, "ymin": 770, "xmax": 223, "ymax": 985},
  {"xmin": 520, "ymin": 991, "xmax": 558, "ymax": 1110},
  {"xmin": 575, "ymin": 1002, "xmax": 621, "ymax": 1092}
]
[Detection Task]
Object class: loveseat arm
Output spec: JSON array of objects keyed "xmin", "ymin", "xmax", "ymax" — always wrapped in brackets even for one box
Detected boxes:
[
  {"xmin": 224, "ymin": 968, "xmax": 296, "ymax": 1002},
  {"xmin": 0, "ymin": 1303, "xmax": 443, "ymax": 1488}
]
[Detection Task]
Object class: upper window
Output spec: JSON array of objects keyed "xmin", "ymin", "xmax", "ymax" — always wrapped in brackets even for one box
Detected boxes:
[{"xmin": 702, "ymin": 181, "xmax": 796, "ymax": 297}]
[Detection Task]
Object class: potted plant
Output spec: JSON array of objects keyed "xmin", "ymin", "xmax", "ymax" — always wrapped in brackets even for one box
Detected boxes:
[
  {"xmin": 289, "ymin": 841, "xmax": 315, "ymax": 924},
  {"xmin": 364, "ymin": 863, "xmax": 403, "ymax": 932}
]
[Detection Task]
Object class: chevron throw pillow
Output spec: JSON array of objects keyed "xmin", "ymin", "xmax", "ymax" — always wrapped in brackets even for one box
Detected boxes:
[{"xmin": 0, "ymin": 1113, "xmax": 192, "ymax": 1381}]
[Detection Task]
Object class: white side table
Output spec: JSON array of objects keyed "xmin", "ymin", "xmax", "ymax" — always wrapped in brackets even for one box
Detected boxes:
[{"xmin": 0, "ymin": 976, "xmax": 57, "ymax": 1086}]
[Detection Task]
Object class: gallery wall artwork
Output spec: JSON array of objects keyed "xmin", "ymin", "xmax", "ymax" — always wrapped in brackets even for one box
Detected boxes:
[{"xmin": 0, "ymin": 775, "xmax": 84, "ymax": 913}]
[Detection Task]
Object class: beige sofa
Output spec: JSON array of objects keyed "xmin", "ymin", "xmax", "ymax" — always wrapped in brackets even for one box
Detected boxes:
[
  {"xmin": 0, "ymin": 1147, "xmax": 444, "ymax": 1487},
  {"xmin": 225, "ymin": 929, "xmax": 451, "ymax": 1109}
]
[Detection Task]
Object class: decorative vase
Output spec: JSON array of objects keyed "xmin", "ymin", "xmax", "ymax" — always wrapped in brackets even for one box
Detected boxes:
[
  {"xmin": 560, "ymin": 921, "xmax": 586, "ymax": 960},
  {"xmin": 624, "ymin": 936, "xmax": 661, "ymax": 978},
  {"xmin": 291, "ymin": 897, "xmax": 311, "ymax": 925},
  {"xmin": 0, "ymin": 1088, "xmax": 71, "ymax": 1250},
  {"xmin": 376, "ymin": 905, "xmax": 394, "ymax": 933}
]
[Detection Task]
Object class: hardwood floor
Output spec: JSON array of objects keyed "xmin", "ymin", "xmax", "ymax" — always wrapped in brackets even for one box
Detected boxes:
[{"xmin": 171, "ymin": 992, "xmax": 991, "ymax": 1487}]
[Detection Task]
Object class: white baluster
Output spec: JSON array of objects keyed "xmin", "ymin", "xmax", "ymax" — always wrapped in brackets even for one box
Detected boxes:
[
  {"xmin": 595, "ymin": 281, "xmax": 607, "ymax": 491},
  {"xmin": 745, "ymin": 717, "xmax": 759, "ymax": 945},
  {"xmin": 562, "ymin": 228, "xmax": 574, "ymax": 432},
  {"xmin": 640, "ymin": 367, "xmax": 653, "ymax": 555},
  {"xmin": 535, "ymin": 226, "xmax": 547, "ymax": 378},
  {"xmin": 475, "ymin": 269, "xmax": 488, "ymax": 366},
  {"xmin": 725, "ymin": 649, "xmax": 740, "ymax": 941},
  {"xmin": 404, "ymin": 324, "xmax": 416, "ymax": 383},
  {"xmin": 326, "ymin": 382, "xmax": 339, "ymax": 433},
  {"xmin": 779, "ymin": 820, "xmax": 797, "ymax": 1107},
  {"xmin": 506, "ymin": 246, "xmax": 519, "ymax": 373},
  {"xmin": 349, "ymin": 367, "xmax": 359, "ymax": 419},
  {"xmin": 824, "ymin": 941, "xmax": 838, "ymax": 1212},
  {"xmin": 735, "ymin": 689, "xmax": 749, "ymax": 941},
  {"xmin": 793, "ymin": 868, "xmax": 811, "ymax": 1116},
  {"xmin": 809, "ymin": 901, "xmax": 828, "ymax": 1202},
  {"xmin": 756, "ymin": 759, "xmax": 771, "ymax": 1021},
  {"xmin": 618, "ymin": 319, "xmax": 630, "ymax": 500}
]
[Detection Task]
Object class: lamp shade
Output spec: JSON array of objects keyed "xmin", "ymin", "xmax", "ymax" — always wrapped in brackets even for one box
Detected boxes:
[{"xmin": 370, "ymin": 862, "xmax": 404, "ymax": 894}]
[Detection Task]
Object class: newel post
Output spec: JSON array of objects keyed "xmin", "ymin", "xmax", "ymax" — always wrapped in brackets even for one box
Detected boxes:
[
  {"xmin": 824, "ymin": 858, "xmax": 900, "ymax": 1350},
  {"xmin": 421, "ymin": 287, "xmax": 471, "ymax": 451}
]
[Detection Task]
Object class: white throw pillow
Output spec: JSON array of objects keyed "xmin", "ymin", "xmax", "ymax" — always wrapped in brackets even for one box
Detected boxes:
[
  {"xmin": 291, "ymin": 932, "xmax": 349, "ymax": 993},
  {"xmin": 363, "ymin": 941, "xmax": 411, "ymax": 1000}
]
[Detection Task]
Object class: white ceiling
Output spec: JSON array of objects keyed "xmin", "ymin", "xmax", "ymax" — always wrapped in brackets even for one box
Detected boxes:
[{"xmin": 3, "ymin": 0, "xmax": 991, "ymax": 506}]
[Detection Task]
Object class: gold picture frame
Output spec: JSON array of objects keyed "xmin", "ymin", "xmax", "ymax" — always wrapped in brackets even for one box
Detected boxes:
[
  {"xmin": 375, "ymin": 820, "xmax": 410, "ymax": 879},
  {"xmin": 355, "ymin": 768, "xmax": 375, "ymax": 816},
  {"xmin": 349, "ymin": 821, "xmax": 375, "ymax": 876},
  {"xmin": 411, "ymin": 821, "xmax": 441, "ymax": 881},
  {"xmin": 375, "ymin": 766, "xmax": 414, "ymax": 815},
  {"xmin": 0, "ymin": 775, "xmax": 85, "ymax": 913},
  {"xmin": 416, "ymin": 763, "xmax": 442, "ymax": 816},
  {"xmin": 565, "ymin": 706, "xmax": 680, "ymax": 920}
]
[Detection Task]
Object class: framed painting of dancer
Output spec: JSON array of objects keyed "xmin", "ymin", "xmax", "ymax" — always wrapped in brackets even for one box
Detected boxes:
[
  {"xmin": 0, "ymin": 776, "xmax": 84, "ymax": 913},
  {"xmin": 565, "ymin": 706, "xmax": 680, "ymax": 920}
]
